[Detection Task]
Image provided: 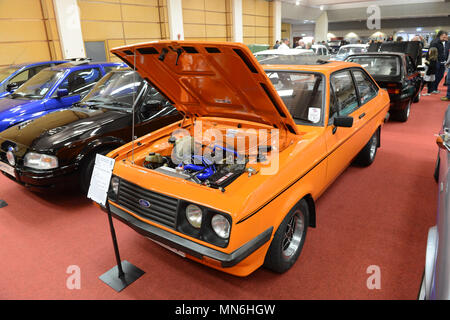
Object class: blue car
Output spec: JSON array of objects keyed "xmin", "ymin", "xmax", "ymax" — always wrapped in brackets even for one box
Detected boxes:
[
  {"xmin": 0, "ymin": 61, "xmax": 125, "ymax": 132},
  {"xmin": 0, "ymin": 61, "xmax": 68, "ymax": 98}
]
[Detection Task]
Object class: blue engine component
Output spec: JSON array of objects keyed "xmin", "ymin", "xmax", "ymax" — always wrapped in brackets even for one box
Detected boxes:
[{"xmin": 179, "ymin": 144, "xmax": 239, "ymax": 181}]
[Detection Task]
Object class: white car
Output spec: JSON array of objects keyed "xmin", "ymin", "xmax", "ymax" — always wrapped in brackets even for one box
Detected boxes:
[
  {"xmin": 311, "ymin": 44, "xmax": 329, "ymax": 56},
  {"xmin": 332, "ymin": 44, "xmax": 368, "ymax": 61},
  {"xmin": 254, "ymin": 49, "xmax": 315, "ymax": 64}
]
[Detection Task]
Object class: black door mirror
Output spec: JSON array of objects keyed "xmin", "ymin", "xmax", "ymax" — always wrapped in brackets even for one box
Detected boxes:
[
  {"xmin": 333, "ymin": 116, "xmax": 353, "ymax": 128},
  {"xmin": 6, "ymin": 82, "xmax": 21, "ymax": 92},
  {"xmin": 56, "ymin": 88, "xmax": 69, "ymax": 98}
]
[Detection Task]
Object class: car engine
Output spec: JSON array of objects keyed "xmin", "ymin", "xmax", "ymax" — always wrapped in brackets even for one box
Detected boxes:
[{"xmin": 142, "ymin": 133, "xmax": 263, "ymax": 190}]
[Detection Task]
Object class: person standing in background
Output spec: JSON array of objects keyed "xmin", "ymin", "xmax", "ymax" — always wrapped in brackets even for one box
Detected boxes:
[
  {"xmin": 423, "ymin": 47, "xmax": 438, "ymax": 96},
  {"xmin": 273, "ymin": 40, "xmax": 280, "ymax": 49},
  {"xmin": 297, "ymin": 40, "xmax": 305, "ymax": 49},
  {"xmin": 429, "ymin": 30, "xmax": 449, "ymax": 94},
  {"xmin": 278, "ymin": 38, "xmax": 290, "ymax": 50}
]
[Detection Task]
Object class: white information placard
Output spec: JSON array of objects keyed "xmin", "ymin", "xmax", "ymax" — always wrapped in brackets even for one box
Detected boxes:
[{"xmin": 87, "ymin": 154, "xmax": 115, "ymax": 206}]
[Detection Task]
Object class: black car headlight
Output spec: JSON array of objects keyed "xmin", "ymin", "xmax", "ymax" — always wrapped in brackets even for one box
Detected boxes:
[
  {"xmin": 177, "ymin": 201, "xmax": 232, "ymax": 248},
  {"xmin": 24, "ymin": 152, "xmax": 58, "ymax": 170}
]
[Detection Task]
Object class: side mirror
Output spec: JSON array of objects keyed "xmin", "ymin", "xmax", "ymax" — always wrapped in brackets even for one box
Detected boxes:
[
  {"xmin": 56, "ymin": 88, "xmax": 69, "ymax": 98},
  {"xmin": 333, "ymin": 116, "xmax": 353, "ymax": 128},
  {"xmin": 6, "ymin": 82, "xmax": 20, "ymax": 92},
  {"xmin": 436, "ymin": 134, "xmax": 450, "ymax": 151}
]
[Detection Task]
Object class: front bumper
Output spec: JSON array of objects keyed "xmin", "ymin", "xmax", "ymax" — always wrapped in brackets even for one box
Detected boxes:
[
  {"xmin": 1, "ymin": 162, "xmax": 78, "ymax": 190},
  {"xmin": 106, "ymin": 201, "xmax": 273, "ymax": 268}
]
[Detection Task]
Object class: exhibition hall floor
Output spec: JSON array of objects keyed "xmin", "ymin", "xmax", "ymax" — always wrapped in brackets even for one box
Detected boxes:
[{"xmin": 0, "ymin": 86, "xmax": 448, "ymax": 300}]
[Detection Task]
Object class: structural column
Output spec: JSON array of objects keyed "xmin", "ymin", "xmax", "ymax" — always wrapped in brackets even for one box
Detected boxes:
[
  {"xmin": 314, "ymin": 11, "xmax": 328, "ymax": 42},
  {"xmin": 52, "ymin": 0, "xmax": 85, "ymax": 59},
  {"xmin": 231, "ymin": 0, "xmax": 243, "ymax": 43},
  {"xmin": 273, "ymin": 0, "xmax": 282, "ymax": 43},
  {"xmin": 167, "ymin": 0, "xmax": 184, "ymax": 40}
]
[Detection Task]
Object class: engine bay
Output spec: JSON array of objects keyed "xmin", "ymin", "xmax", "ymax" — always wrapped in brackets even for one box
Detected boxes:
[{"xmin": 139, "ymin": 124, "xmax": 274, "ymax": 190}]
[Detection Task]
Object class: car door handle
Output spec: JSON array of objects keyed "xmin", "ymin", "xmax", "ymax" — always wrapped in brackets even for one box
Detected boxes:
[{"xmin": 359, "ymin": 113, "xmax": 366, "ymax": 119}]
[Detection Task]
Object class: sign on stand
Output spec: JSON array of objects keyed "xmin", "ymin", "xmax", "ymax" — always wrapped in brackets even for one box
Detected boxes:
[
  {"xmin": 88, "ymin": 153, "xmax": 144, "ymax": 292},
  {"xmin": 87, "ymin": 154, "xmax": 115, "ymax": 206}
]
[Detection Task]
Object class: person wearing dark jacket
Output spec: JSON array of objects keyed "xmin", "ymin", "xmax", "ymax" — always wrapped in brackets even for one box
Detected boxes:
[
  {"xmin": 429, "ymin": 30, "xmax": 449, "ymax": 93},
  {"xmin": 423, "ymin": 47, "xmax": 438, "ymax": 95}
]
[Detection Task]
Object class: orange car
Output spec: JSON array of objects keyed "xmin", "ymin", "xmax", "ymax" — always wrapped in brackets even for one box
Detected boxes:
[{"xmin": 102, "ymin": 41, "xmax": 390, "ymax": 276}]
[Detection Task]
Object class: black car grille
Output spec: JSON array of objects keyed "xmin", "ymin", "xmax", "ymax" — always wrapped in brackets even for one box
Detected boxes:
[{"xmin": 116, "ymin": 179, "xmax": 179, "ymax": 229}]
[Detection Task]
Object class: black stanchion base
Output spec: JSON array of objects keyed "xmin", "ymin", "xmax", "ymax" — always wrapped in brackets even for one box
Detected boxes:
[
  {"xmin": 99, "ymin": 260, "xmax": 144, "ymax": 292},
  {"xmin": 0, "ymin": 200, "xmax": 7, "ymax": 208}
]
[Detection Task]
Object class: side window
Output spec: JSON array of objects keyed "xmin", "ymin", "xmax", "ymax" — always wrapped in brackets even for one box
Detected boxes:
[
  {"xmin": 352, "ymin": 69, "xmax": 378, "ymax": 105},
  {"xmin": 329, "ymin": 70, "xmax": 359, "ymax": 122},
  {"xmin": 8, "ymin": 69, "xmax": 29, "ymax": 85},
  {"xmin": 59, "ymin": 68, "xmax": 102, "ymax": 97}
]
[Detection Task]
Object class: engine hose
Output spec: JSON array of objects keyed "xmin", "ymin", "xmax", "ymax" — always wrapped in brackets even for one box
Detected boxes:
[{"xmin": 184, "ymin": 163, "xmax": 215, "ymax": 180}]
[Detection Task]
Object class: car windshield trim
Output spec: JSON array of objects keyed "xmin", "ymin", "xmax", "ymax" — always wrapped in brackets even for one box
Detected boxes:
[{"xmin": 264, "ymin": 70, "xmax": 326, "ymax": 127}]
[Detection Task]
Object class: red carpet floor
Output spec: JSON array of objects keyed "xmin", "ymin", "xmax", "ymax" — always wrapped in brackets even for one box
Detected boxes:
[{"xmin": 0, "ymin": 84, "xmax": 448, "ymax": 300}]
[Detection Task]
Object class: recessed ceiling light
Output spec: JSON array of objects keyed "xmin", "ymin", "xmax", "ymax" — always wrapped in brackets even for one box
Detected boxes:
[{"xmin": 296, "ymin": 0, "xmax": 300, "ymax": 5}]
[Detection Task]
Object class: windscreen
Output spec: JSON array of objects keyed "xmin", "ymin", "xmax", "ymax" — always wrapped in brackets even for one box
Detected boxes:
[
  {"xmin": 10, "ymin": 69, "xmax": 63, "ymax": 99},
  {"xmin": 257, "ymin": 54, "xmax": 323, "ymax": 65},
  {"xmin": 265, "ymin": 71, "xmax": 324, "ymax": 125},
  {"xmin": 0, "ymin": 66, "xmax": 19, "ymax": 83},
  {"xmin": 82, "ymin": 70, "xmax": 143, "ymax": 109},
  {"xmin": 337, "ymin": 46, "xmax": 366, "ymax": 56},
  {"xmin": 347, "ymin": 55, "xmax": 401, "ymax": 77}
]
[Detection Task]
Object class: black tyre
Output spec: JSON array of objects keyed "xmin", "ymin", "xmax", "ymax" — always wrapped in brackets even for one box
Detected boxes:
[
  {"xmin": 396, "ymin": 100, "xmax": 411, "ymax": 122},
  {"xmin": 264, "ymin": 199, "xmax": 309, "ymax": 273},
  {"xmin": 79, "ymin": 148, "xmax": 114, "ymax": 194},
  {"xmin": 355, "ymin": 130, "xmax": 379, "ymax": 167}
]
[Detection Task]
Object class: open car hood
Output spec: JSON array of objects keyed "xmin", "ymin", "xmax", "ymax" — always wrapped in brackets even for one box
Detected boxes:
[{"xmin": 111, "ymin": 41, "xmax": 298, "ymax": 135}]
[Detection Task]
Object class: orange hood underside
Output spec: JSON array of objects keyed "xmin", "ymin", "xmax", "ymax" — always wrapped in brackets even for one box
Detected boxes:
[{"xmin": 110, "ymin": 41, "xmax": 299, "ymax": 135}]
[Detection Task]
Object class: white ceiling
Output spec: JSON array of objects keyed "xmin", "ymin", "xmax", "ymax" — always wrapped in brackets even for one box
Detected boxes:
[
  {"xmin": 281, "ymin": 0, "xmax": 450, "ymax": 24},
  {"xmin": 280, "ymin": 0, "xmax": 446, "ymax": 10}
]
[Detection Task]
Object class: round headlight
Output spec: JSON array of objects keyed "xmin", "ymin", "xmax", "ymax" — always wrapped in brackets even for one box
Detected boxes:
[
  {"xmin": 211, "ymin": 214, "xmax": 230, "ymax": 239},
  {"xmin": 6, "ymin": 151, "xmax": 15, "ymax": 166},
  {"xmin": 186, "ymin": 204, "xmax": 202, "ymax": 228},
  {"xmin": 110, "ymin": 176, "xmax": 120, "ymax": 195}
]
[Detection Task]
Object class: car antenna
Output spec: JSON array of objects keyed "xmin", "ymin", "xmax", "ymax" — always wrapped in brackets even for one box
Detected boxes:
[{"xmin": 131, "ymin": 48, "xmax": 137, "ymax": 164}]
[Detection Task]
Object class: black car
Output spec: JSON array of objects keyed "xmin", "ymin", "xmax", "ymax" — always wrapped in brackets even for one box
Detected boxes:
[
  {"xmin": 0, "ymin": 69, "xmax": 181, "ymax": 192},
  {"xmin": 346, "ymin": 41, "xmax": 423, "ymax": 122},
  {"xmin": 327, "ymin": 40, "xmax": 349, "ymax": 54}
]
